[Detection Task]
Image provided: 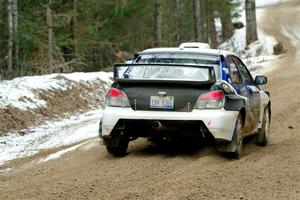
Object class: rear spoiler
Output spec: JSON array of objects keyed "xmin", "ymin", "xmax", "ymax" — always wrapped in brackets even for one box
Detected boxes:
[{"xmin": 113, "ymin": 63, "xmax": 216, "ymax": 85}]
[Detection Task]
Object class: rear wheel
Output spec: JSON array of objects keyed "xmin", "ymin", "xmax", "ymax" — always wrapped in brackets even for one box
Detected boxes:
[
  {"xmin": 106, "ymin": 139, "xmax": 128, "ymax": 157},
  {"xmin": 105, "ymin": 131, "xmax": 129, "ymax": 157},
  {"xmin": 229, "ymin": 114, "xmax": 243, "ymax": 159},
  {"xmin": 216, "ymin": 114, "xmax": 243, "ymax": 159},
  {"xmin": 256, "ymin": 106, "xmax": 270, "ymax": 146}
]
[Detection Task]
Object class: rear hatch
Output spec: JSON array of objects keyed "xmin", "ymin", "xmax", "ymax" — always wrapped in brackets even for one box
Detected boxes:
[{"xmin": 114, "ymin": 64, "xmax": 216, "ymax": 112}]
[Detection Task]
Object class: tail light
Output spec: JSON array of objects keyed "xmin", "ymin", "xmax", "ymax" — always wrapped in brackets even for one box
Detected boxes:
[
  {"xmin": 106, "ymin": 88, "xmax": 130, "ymax": 107},
  {"xmin": 194, "ymin": 90, "xmax": 225, "ymax": 109}
]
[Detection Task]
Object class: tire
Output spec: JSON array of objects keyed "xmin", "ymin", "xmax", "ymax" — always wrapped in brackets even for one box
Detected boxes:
[
  {"xmin": 256, "ymin": 106, "xmax": 270, "ymax": 146},
  {"xmin": 228, "ymin": 114, "xmax": 243, "ymax": 159},
  {"xmin": 216, "ymin": 114, "xmax": 243, "ymax": 159},
  {"xmin": 106, "ymin": 138, "xmax": 129, "ymax": 157}
]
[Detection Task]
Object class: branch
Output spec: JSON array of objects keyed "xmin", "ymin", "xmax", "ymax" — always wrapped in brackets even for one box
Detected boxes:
[{"xmin": 0, "ymin": 56, "xmax": 8, "ymax": 63}]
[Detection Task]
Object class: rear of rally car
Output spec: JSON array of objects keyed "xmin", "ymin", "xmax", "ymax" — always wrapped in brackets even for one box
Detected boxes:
[{"xmin": 99, "ymin": 60, "xmax": 241, "ymax": 156}]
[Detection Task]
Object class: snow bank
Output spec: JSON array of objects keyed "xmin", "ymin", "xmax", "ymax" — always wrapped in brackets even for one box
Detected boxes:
[
  {"xmin": 0, "ymin": 72, "xmax": 112, "ymax": 110},
  {"xmin": 62, "ymin": 71, "xmax": 112, "ymax": 83},
  {"xmin": 0, "ymin": 71, "xmax": 113, "ymax": 165}
]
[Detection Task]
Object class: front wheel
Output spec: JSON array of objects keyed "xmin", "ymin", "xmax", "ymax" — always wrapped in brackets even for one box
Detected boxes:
[{"xmin": 256, "ymin": 106, "xmax": 270, "ymax": 146}]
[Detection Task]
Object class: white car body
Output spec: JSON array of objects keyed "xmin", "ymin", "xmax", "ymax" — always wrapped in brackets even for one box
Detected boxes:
[{"xmin": 100, "ymin": 43, "xmax": 271, "ymax": 158}]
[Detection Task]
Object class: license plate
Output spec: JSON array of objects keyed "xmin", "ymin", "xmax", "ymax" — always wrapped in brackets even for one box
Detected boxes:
[{"xmin": 150, "ymin": 96, "xmax": 174, "ymax": 109}]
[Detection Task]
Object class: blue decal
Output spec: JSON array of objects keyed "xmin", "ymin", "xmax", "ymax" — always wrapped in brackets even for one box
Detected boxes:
[
  {"xmin": 233, "ymin": 85, "xmax": 241, "ymax": 95},
  {"xmin": 221, "ymin": 60, "xmax": 231, "ymax": 83},
  {"xmin": 247, "ymin": 86, "xmax": 253, "ymax": 96}
]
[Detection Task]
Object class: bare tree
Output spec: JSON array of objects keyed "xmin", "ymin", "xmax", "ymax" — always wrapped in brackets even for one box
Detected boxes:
[
  {"xmin": 7, "ymin": 0, "xmax": 13, "ymax": 76},
  {"xmin": 208, "ymin": 16, "xmax": 218, "ymax": 48},
  {"xmin": 201, "ymin": 0, "xmax": 209, "ymax": 43},
  {"xmin": 47, "ymin": 0, "xmax": 53, "ymax": 67},
  {"xmin": 154, "ymin": 0, "xmax": 162, "ymax": 47},
  {"xmin": 219, "ymin": 7, "xmax": 233, "ymax": 42},
  {"xmin": 175, "ymin": 0, "xmax": 181, "ymax": 44},
  {"xmin": 62, "ymin": 0, "xmax": 77, "ymax": 61},
  {"xmin": 193, "ymin": 0, "xmax": 202, "ymax": 42},
  {"xmin": 12, "ymin": 0, "xmax": 18, "ymax": 71},
  {"xmin": 70, "ymin": 0, "xmax": 76, "ymax": 58},
  {"xmin": 245, "ymin": 0, "xmax": 258, "ymax": 45}
]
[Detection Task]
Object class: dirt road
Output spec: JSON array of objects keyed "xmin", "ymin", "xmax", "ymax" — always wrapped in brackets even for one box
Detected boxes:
[{"xmin": 1, "ymin": 1, "xmax": 300, "ymax": 199}]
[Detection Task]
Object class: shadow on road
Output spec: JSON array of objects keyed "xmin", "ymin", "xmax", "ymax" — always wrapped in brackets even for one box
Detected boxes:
[{"xmin": 120, "ymin": 134, "xmax": 264, "ymax": 160}]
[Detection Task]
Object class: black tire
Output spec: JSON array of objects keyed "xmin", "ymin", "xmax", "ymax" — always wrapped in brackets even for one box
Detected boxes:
[
  {"xmin": 228, "ymin": 114, "xmax": 243, "ymax": 159},
  {"xmin": 216, "ymin": 114, "xmax": 243, "ymax": 159},
  {"xmin": 256, "ymin": 106, "xmax": 270, "ymax": 146},
  {"xmin": 106, "ymin": 139, "xmax": 129, "ymax": 157}
]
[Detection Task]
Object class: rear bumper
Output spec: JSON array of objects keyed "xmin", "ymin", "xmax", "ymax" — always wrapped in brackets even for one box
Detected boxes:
[{"xmin": 101, "ymin": 107, "xmax": 238, "ymax": 142}]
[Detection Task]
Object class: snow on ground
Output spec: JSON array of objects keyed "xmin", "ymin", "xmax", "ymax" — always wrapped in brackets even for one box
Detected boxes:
[
  {"xmin": 256, "ymin": 0, "xmax": 281, "ymax": 7},
  {"xmin": 256, "ymin": 0, "xmax": 290, "ymax": 8},
  {"xmin": 0, "ymin": 72, "xmax": 112, "ymax": 110},
  {"xmin": 62, "ymin": 72, "xmax": 112, "ymax": 83},
  {"xmin": 41, "ymin": 142, "xmax": 87, "ymax": 162},
  {"xmin": 0, "ymin": 109, "xmax": 102, "ymax": 165},
  {"xmin": 0, "ymin": 67, "xmax": 112, "ymax": 166}
]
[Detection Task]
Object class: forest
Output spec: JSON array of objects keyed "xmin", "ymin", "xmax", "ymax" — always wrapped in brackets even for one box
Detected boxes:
[{"xmin": 0, "ymin": 0, "xmax": 258, "ymax": 80}]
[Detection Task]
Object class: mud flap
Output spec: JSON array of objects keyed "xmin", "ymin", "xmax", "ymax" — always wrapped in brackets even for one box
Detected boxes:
[
  {"xmin": 103, "ymin": 138, "xmax": 120, "ymax": 147},
  {"xmin": 216, "ymin": 139, "xmax": 237, "ymax": 152},
  {"xmin": 216, "ymin": 115, "xmax": 242, "ymax": 153}
]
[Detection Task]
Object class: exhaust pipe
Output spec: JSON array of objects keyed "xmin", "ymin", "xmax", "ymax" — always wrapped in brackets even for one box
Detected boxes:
[{"xmin": 152, "ymin": 121, "xmax": 162, "ymax": 129}]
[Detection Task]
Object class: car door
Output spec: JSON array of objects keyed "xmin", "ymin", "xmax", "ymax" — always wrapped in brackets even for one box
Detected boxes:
[
  {"xmin": 232, "ymin": 56, "xmax": 261, "ymax": 134},
  {"xmin": 226, "ymin": 56, "xmax": 253, "ymax": 134}
]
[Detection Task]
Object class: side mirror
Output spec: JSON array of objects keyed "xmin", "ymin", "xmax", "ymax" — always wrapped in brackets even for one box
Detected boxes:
[{"xmin": 254, "ymin": 75, "xmax": 268, "ymax": 85}]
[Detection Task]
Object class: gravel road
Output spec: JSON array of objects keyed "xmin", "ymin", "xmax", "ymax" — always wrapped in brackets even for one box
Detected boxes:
[{"xmin": 1, "ymin": 1, "xmax": 300, "ymax": 199}]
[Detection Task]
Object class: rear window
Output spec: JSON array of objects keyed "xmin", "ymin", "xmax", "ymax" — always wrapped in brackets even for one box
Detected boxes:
[
  {"xmin": 135, "ymin": 53, "xmax": 220, "ymax": 65},
  {"xmin": 115, "ymin": 65, "xmax": 212, "ymax": 82}
]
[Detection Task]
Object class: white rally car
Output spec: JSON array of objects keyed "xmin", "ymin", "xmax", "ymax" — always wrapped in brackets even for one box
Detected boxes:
[{"xmin": 99, "ymin": 43, "xmax": 271, "ymax": 159}]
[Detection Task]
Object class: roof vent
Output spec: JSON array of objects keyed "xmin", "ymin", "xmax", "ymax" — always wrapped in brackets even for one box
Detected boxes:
[{"xmin": 179, "ymin": 42, "xmax": 210, "ymax": 50}]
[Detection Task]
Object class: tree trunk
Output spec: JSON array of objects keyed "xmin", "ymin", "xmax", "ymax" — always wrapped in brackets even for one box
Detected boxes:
[
  {"xmin": 245, "ymin": 0, "xmax": 258, "ymax": 45},
  {"xmin": 201, "ymin": 0, "xmax": 208, "ymax": 43},
  {"xmin": 175, "ymin": 0, "xmax": 181, "ymax": 45},
  {"xmin": 208, "ymin": 16, "xmax": 218, "ymax": 48},
  {"xmin": 154, "ymin": 0, "xmax": 162, "ymax": 47},
  {"xmin": 193, "ymin": 0, "xmax": 202, "ymax": 42},
  {"xmin": 7, "ymin": 0, "xmax": 13, "ymax": 76},
  {"xmin": 47, "ymin": 0, "xmax": 53, "ymax": 67},
  {"xmin": 62, "ymin": 0, "xmax": 76, "ymax": 61},
  {"xmin": 220, "ymin": 8, "xmax": 233, "ymax": 43},
  {"xmin": 70, "ymin": 0, "xmax": 76, "ymax": 58},
  {"xmin": 12, "ymin": 0, "xmax": 18, "ymax": 72}
]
